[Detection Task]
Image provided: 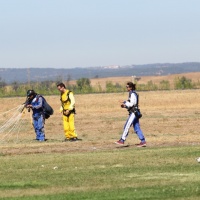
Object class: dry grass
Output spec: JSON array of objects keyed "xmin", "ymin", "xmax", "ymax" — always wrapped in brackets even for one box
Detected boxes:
[
  {"xmin": 0, "ymin": 89, "xmax": 200, "ymax": 155},
  {"xmin": 69, "ymin": 72, "xmax": 200, "ymax": 89}
]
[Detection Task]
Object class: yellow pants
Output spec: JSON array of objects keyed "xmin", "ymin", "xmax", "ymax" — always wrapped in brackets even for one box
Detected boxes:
[{"xmin": 63, "ymin": 113, "xmax": 77, "ymax": 139}]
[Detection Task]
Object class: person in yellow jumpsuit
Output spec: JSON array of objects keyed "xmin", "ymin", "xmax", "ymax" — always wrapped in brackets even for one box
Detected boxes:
[{"xmin": 57, "ymin": 82, "xmax": 78, "ymax": 141}]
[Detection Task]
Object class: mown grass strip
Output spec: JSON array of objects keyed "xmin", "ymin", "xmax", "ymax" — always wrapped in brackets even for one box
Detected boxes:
[{"xmin": 1, "ymin": 146, "xmax": 200, "ymax": 199}]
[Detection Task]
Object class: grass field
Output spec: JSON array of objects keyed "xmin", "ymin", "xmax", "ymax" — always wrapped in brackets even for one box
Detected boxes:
[
  {"xmin": 0, "ymin": 89, "xmax": 200, "ymax": 199},
  {"xmin": 71, "ymin": 72, "xmax": 200, "ymax": 89}
]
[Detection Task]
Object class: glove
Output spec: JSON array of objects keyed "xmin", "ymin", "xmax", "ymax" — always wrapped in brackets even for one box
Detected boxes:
[{"xmin": 121, "ymin": 104, "xmax": 126, "ymax": 108}]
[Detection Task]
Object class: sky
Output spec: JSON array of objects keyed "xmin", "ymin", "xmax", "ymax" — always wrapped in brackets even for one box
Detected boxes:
[{"xmin": 0, "ymin": 0, "xmax": 200, "ymax": 68}]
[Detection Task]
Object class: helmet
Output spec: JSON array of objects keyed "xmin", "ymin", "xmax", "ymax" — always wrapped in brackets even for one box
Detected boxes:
[{"xmin": 27, "ymin": 90, "xmax": 36, "ymax": 97}]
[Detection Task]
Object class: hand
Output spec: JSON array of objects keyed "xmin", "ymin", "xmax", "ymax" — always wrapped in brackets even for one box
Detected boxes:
[
  {"xmin": 26, "ymin": 104, "xmax": 32, "ymax": 108},
  {"xmin": 63, "ymin": 110, "xmax": 70, "ymax": 115},
  {"xmin": 121, "ymin": 104, "xmax": 126, "ymax": 108}
]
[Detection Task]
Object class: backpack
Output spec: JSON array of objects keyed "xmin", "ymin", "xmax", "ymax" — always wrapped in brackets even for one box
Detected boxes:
[{"xmin": 38, "ymin": 95, "xmax": 54, "ymax": 119}]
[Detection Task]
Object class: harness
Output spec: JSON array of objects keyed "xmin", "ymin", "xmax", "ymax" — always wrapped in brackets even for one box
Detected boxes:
[
  {"xmin": 60, "ymin": 90, "xmax": 71, "ymax": 104},
  {"xmin": 127, "ymin": 91, "xmax": 142, "ymax": 118},
  {"xmin": 32, "ymin": 95, "xmax": 43, "ymax": 113},
  {"xmin": 129, "ymin": 91, "xmax": 139, "ymax": 106},
  {"xmin": 60, "ymin": 91, "xmax": 76, "ymax": 116}
]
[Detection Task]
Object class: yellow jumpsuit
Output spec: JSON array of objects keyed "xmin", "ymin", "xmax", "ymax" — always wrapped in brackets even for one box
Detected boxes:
[{"xmin": 60, "ymin": 90, "xmax": 77, "ymax": 139}]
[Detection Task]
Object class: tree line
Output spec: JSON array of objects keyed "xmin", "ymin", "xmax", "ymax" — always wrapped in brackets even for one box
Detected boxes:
[{"xmin": 0, "ymin": 76, "xmax": 199, "ymax": 98}]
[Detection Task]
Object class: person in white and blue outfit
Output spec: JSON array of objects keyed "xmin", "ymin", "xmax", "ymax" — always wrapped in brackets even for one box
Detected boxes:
[
  {"xmin": 115, "ymin": 82, "xmax": 146, "ymax": 147},
  {"xmin": 26, "ymin": 90, "xmax": 46, "ymax": 141}
]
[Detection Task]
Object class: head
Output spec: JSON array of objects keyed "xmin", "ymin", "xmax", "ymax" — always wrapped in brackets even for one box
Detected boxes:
[
  {"xmin": 27, "ymin": 89, "xmax": 36, "ymax": 100},
  {"xmin": 126, "ymin": 82, "xmax": 136, "ymax": 91},
  {"xmin": 57, "ymin": 82, "xmax": 66, "ymax": 93}
]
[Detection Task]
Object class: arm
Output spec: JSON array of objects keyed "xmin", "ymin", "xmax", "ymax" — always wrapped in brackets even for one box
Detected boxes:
[
  {"xmin": 20, "ymin": 97, "xmax": 31, "ymax": 113},
  {"xmin": 26, "ymin": 96, "xmax": 43, "ymax": 110},
  {"xmin": 68, "ymin": 93, "xmax": 75, "ymax": 110},
  {"xmin": 123, "ymin": 93, "xmax": 137, "ymax": 108}
]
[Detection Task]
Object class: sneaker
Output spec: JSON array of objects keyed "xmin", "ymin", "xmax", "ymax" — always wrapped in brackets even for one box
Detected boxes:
[
  {"xmin": 70, "ymin": 137, "xmax": 78, "ymax": 142},
  {"xmin": 136, "ymin": 141, "xmax": 146, "ymax": 147},
  {"xmin": 115, "ymin": 139, "xmax": 124, "ymax": 145},
  {"xmin": 63, "ymin": 138, "xmax": 70, "ymax": 142},
  {"xmin": 39, "ymin": 139, "xmax": 46, "ymax": 142}
]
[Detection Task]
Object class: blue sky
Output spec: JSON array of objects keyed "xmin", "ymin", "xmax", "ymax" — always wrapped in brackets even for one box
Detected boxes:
[{"xmin": 0, "ymin": 0, "xmax": 200, "ymax": 68}]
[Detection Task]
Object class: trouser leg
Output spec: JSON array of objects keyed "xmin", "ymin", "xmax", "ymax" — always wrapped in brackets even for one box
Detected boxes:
[
  {"xmin": 121, "ymin": 113, "xmax": 134, "ymax": 141},
  {"xmin": 63, "ymin": 114, "xmax": 77, "ymax": 139},
  {"xmin": 133, "ymin": 117, "xmax": 145, "ymax": 142},
  {"xmin": 33, "ymin": 115, "xmax": 45, "ymax": 140},
  {"xmin": 68, "ymin": 114, "xmax": 77, "ymax": 138}
]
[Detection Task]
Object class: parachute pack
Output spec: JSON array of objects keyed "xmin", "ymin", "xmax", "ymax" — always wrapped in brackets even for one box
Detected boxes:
[{"xmin": 38, "ymin": 95, "xmax": 54, "ymax": 119}]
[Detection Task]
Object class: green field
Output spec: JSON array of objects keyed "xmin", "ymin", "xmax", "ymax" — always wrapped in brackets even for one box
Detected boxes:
[{"xmin": 1, "ymin": 145, "xmax": 200, "ymax": 199}]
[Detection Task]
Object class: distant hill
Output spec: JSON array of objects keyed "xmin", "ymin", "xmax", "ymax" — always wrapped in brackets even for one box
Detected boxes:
[{"xmin": 0, "ymin": 62, "xmax": 200, "ymax": 83}]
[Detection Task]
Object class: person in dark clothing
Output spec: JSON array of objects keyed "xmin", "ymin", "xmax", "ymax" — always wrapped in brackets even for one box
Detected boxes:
[{"xmin": 26, "ymin": 90, "xmax": 46, "ymax": 141}]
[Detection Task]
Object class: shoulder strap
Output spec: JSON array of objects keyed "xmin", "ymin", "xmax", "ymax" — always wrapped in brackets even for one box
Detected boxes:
[
  {"xmin": 66, "ymin": 90, "xmax": 72, "ymax": 103},
  {"xmin": 35, "ymin": 94, "xmax": 41, "ymax": 102},
  {"xmin": 130, "ymin": 91, "xmax": 139, "ymax": 106},
  {"xmin": 60, "ymin": 91, "xmax": 72, "ymax": 107}
]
